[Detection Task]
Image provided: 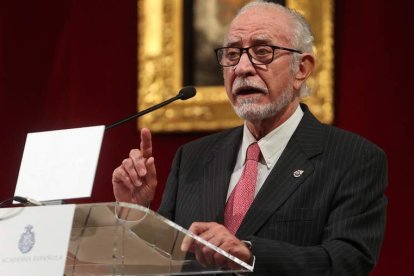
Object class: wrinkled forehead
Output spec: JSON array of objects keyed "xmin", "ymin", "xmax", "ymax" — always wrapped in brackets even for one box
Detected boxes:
[{"xmin": 224, "ymin": 6, "xmax": 293, "ymax": 47}]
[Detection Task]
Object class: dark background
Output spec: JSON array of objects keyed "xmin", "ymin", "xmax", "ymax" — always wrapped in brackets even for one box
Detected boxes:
[{"xmin": 0, "ymin": 1, "xmax": 413, "ymax": 274}]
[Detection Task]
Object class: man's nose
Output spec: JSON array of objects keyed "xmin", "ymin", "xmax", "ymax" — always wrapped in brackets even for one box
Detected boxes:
[{"xmin": 234, "ymin": 52, "xmax": 256, "ymax": 76}]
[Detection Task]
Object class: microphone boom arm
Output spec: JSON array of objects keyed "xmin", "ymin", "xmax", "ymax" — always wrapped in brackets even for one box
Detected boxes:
[
  {"xmin": 105, "ymin": 94, "xmax": 181, "ymax": 131},
  {"xmin": 105, "ymin": 86, "xmax": 196, "ymax": 131}
]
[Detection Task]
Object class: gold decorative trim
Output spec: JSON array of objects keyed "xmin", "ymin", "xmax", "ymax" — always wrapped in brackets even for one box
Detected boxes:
[
  {"xmin": 138, "ymin": 0, "xmax": 334, "ymax": 132},
  {"xmin": 287, "ymin": 0, "xmax": 334, "ymax": 124}
]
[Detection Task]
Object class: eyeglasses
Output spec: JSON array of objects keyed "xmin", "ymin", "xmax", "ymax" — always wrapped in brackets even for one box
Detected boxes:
[{"xmin": 214, "ymin": 45, "xmax": 302, "ymax": 67}]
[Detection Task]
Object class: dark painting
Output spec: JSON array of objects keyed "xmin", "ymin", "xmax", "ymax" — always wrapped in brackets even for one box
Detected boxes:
[{"xmin": 183, "ymin": 0, "xmax": 285, "ymax": 87}]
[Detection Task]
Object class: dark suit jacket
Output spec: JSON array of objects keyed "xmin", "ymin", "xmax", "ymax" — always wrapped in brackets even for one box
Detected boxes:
[{"xmin": 158, "ymin": 104, "xmax": 387, "ymax": 275}]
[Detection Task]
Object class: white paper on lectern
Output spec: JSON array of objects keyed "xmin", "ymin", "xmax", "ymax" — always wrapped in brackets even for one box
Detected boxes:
[
  {"xmin": 0, "ymin": 204, "xmax": 75, "ymax": 276},
  {"xmin": 14, "ymin": 125, "xmax": 105, "ymax": 202}
]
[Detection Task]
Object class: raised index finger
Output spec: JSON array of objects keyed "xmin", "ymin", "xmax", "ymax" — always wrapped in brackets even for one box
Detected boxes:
[{"xmin": 140, "ymin": 128, "xmax": 152, "ymax": 158}]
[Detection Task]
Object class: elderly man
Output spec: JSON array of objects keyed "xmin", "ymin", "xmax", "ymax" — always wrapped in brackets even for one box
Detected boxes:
[{"xmin": 112, "ymin": 1, "xmax": 387, "ymax": 275}]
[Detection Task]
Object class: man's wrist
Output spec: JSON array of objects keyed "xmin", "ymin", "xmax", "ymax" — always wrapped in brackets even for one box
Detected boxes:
[
  {"xmin": 241, "ymin": 240, "xmax": 255, "ymax": 265},
  {"xmin": 241, "ymin": 240, "xmax": 252, "ymax": 250}
]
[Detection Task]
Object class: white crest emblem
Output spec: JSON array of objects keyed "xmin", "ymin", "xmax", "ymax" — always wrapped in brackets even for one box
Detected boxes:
[
  {"xmin": 18, "ymin": 225, "xmax": 35, "ymax": 254},
  {"xmin": 293, "ymin": 170, "xmax": 304, "ymax": 178}
]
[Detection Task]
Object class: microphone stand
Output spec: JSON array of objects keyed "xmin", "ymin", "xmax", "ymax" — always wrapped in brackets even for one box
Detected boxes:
[
  {"xmin": 105, "ymin": 86, "xmax": 196, "ymax": 131},
  {"xmin": 105, "ymin": 94, "xmax": 181, "ymax": 131}
]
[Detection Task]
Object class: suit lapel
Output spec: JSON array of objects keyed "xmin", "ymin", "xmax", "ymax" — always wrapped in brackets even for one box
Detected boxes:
[
  {"xmin": 237, "ymin": 105, "xmax": 325, "ymax": 237},
  {"xmin": 199, "ymin": 127, "xmax": 243, "ymax": 223}
]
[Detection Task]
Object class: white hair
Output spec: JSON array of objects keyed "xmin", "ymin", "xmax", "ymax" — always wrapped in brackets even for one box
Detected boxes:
[{"xmin": 235, "ymin": 1, "xmax": 314, "ymax": 97}]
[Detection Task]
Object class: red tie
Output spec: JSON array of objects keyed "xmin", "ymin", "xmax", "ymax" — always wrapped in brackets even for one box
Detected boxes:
[{"xmin": 224, "ymin": 142, "xmax": 261, "ymax": 235}]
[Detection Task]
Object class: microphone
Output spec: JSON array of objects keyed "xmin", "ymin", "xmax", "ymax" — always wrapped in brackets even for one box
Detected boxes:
[
  {"xmin": 105, "ymin": 86, "xmax": 197, "ymax": 131},
  {"xmin": 0, "ymin": 196, "xmax": 45, "ymax": 207},
  {"xmin": 13, "ymin": 196, "xmax": 45, "ymax": 206}
]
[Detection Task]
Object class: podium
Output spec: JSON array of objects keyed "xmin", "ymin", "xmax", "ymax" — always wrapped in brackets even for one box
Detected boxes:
[{"xmin": 66, "ymin": 202, "xmax": 253, "ymax": 275}]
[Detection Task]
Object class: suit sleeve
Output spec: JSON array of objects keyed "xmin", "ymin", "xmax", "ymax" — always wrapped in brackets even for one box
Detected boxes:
[{"xmin": 249, "ymin": 146, "xmax": 388, "ymax": 275}]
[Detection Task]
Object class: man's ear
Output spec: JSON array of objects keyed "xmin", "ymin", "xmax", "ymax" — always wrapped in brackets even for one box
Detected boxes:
[{"xmin": 293, "ymin": 54, "xmax": 315, "ymax": 91}]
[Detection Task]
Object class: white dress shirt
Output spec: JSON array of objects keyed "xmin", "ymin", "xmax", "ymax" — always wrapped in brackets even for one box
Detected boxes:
[{"xmin": 226, "ymin": 105, "xmax": 304, "ymax": 200}]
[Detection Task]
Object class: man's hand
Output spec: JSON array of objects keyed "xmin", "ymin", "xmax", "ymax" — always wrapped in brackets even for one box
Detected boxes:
[
  {"xmin": 181, "ymin": 222, "xmax": 253, "ymax": 269},
  {"xmin": 112, "ymin": 128, "xmax": 157, "ymax": 206}
]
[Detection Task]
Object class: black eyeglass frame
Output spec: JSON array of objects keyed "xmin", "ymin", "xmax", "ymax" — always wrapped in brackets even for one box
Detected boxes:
[{"xmin": 214, "ymin": 45, "xmax": 303, "ymax": 67}]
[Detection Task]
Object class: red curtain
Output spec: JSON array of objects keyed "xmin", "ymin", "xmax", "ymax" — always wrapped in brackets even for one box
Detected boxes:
[
  {"xmin": 0, "ymin": 0, "xmax": 140, "ymax": 203},
  {"xmin": 335, "ymin": 1, "xmax": 414, "ymax": 274},
  {"xmin": 0, "ymin": 0, "xmax": 413, "ymax": 274}
]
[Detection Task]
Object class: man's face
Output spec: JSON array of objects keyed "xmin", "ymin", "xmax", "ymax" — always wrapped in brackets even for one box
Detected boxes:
[{"xmin": 223, "ymin": 7, "xmax": 299, "ymax": 122}]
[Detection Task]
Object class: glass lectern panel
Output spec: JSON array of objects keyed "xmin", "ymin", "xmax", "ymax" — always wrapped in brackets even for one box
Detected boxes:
[{"xmin": 65, "ymin": 202, "xmax": 253, "ymax": 275}]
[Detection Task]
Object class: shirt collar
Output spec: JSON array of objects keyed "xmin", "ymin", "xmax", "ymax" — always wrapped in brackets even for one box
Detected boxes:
[{"xmin": 241, "ymin": 105, "xmax": 304, "ymax": 168}]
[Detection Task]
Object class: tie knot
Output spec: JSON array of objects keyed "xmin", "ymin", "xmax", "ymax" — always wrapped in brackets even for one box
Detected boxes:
[{"xmin": 246, "ymin": 142, "xmax": 261, "ymax": 162}]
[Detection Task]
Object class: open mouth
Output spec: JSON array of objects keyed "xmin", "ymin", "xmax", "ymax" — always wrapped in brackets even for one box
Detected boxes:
[{"xmin": 234, "ymin": 86, "xmax": 267, "ymax": 96}]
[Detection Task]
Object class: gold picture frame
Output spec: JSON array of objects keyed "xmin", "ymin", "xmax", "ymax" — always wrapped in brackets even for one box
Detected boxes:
[{"xmin": 138, "ymin": 0, "xmax": 334, "ymax": 132}]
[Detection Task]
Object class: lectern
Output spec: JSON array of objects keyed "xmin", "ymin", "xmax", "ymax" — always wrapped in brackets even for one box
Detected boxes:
[{"xmin": 65, "ymin": 202, "xmax": 253, "ymax": 275}]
